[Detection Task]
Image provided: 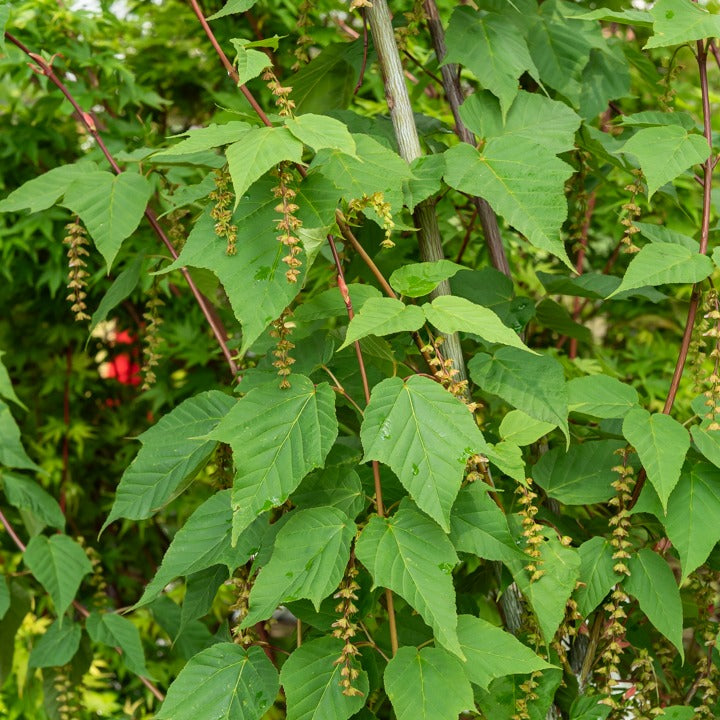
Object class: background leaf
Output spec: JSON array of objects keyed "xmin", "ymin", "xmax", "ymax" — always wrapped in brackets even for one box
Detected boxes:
[
  {"xmin": 1, "ymin": 473, "xmax": 65, "ymax": 532},
  {"xmin": 567, "ymin": 375, "xmax": 640, "ymax": 418},
  {"xmin": 28, "ymin": 620, "xmax": 81, "ymax": 668},
  {"xmin": 86, "ymin": 612, "xmax": 150, "ymax": 678}
]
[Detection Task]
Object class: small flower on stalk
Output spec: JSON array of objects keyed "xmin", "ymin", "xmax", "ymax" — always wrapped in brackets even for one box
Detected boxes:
[
  {"xmin": 63, "ymin": 219, "xmax": 91, "ymax": 322},
  {"xmin": 209, "ymin": 168, "xmax": 237, "ymax": 255}
]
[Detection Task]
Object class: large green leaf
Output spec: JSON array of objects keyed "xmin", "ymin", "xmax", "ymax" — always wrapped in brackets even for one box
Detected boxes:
[
  {"xmin": 389, "ymin": 260, "xmax": 465, "ymax": 298},
  {"xmin": 355, "ymin": 502, "xmax": 462, "ymax": 657},
  {"xmin": 210, "ymin": 376, "xmax": 337, "ymax": 540},
  {"xmin": 102, "ymin": 390, "xmax": 234, "ymax": 531},
  {"xmin": 422, "ymin": 296, "xmax": 532, "ymax": 352},
  {"xmin": 339, "ymin": 298, "xmax": 425, "ymax": 350},
  {"xmin": 444, "ymin": 140, "xmax": 572, "ymax": 266},
  {"xmin": 384, "ymin": 646, "xmax": 473, "ymax": 720},
  {"xmin": 23, "ymin": 535, "xmax": 92, "ymax": 618},
  {"xmin": 28, "ymin": 619, "xmax": 81, "ymax": 668},
  {"xmin": 87, "ymin": 612, "xmax": 150, "ymax": 677},
  {"xmin": 622, "ymin": 408, "xmax": 690, "ymax": 511},
  {"xmin": 156, "ymin": 644, "xmax": 278, "ymax": 720},
  {"xmin": 617, "ymin": 125, "xmax": 710, "ymax": 199},
  {"xmin": 508, "ymin": 535, "xmax": 581, "ymax": 643},
  {"xmin": 610, "ymin": 243, "xmax": 713, "ymax": 297},
  {"xmin": 136, "ymin": 490, "xmax": 265, "ymax": 606},
  {"xmin": 567, "ymin": 375, "xmax": 640, "ymax": 418},
  {"xmin": 243, "ymin": 507, "xmax": 354, "ymax": 626},
  {"xmin": 1, "ymin": 473, "xmax": 65, "ymax": 532},
  {"xmin": 459, "ymin": 90, "xmax": 580, "ymax": 155},
  {"xmin": 469, "ymin": 349, "xmax": 569, "ymax": 443},
  {"xmin": 444, "ymin": 7, "xmax": 536, "ymax": 116},
  {"xmin": 225, "ymin": 126, "xmax": 304, "ymax": 207},
  {"xmin": 158, "ymin": 182, "xmax": 305, "ymax": 354},
  {"xmin": 0, "ymin": 400, "xmax": 39, "ymax": 471},
  {"xmin": 63, "ymin": 171, "xmax": 153, "ymax": 271},
  {"xmin": 662, "ymin": 462, "xmax": 720, "ymax": 580},
  {"xmin": 574, "ymin": 537, "xmax": 620, "ymax": 618},
  {"xmin": 449, "ymin": 482, "xmax": 524, "ymax": 564},
  {"xmin": 0, "ymin": 161, "xmax": 97, "ymax": 214},
  {"xmin": 532, "ymin": 440, "xmax": 625, "ymax": 505},
  {"xmin": 279, "ymin": 636, "xmax": 368, "ymax": 720},
  {"xmin": 579, "ymin": 43, "xmax": 631, "ymax": 121},
  {"xmin": 625, "ymin": 548, "xmax": 683, "ymax": 657},
  {"xmin": 456, "ymin": 615, "xmax": 552, "ymax": 690},
  {"xmin": 207, "ymin": 0, "xmax": 257, "ymax": 20},
  {"xmin": 646, "ymin": 0, "xmax": 720, "ymax": 48},
  {"xmin": 154, "ymin": 121, "xmax": 252, "ymax": 158},
  {"xmin": 285, "ymin": 114, "xmax": 356, "ymax": 155},
  {"xmin": 360, "ymin": 375, "xmax": 487, "ymax": 531}
]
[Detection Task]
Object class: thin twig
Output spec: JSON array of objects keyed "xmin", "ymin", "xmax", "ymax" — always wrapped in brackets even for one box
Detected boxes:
[{"xmin": 3, "ymin": 31, "xmax": 238, "ymax": 378}]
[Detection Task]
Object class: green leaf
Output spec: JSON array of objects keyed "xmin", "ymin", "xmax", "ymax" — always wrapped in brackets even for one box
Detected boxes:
[
  {"xmin": 288, "ymin": 42, "xmax": 364, "ymax": 115},
  {"xmin": 662, "ymin": 462, "xmax": 720, "ymax": 580},
  {"xmin": 569, "ymin": 696, "xmax": 612, "ymax": 720},
  {"xmin": 86, "ymin": 613, "xmax": 150, "ymax": 678},
  {"xmin": 158, "ymin": 184, "xmax": 305, "ymax": 354},
  {"xmin": 635, "ymin": 221, "xmax": 698, "ymax": 251},
  {"xmin": 102, "ymin": 390, "xmax": 235, "ymax": 531},
  {"xmin": 691, "ymin": 424, "xmax": 720, "ymax": 468},
  {"xmin": 339, "ymin": 298, "xmax": 425, "ymax": 350},
  {"xmin": 294, "ymin": 283, "xmax": 381, "ymax": 323},
  {"xmin": 280, "ymin": 636, "xmax": 368, "ymax": 720},
  {"xmin": 621, "ymin": 111, "xmax": 696, "ymax": 131},
  {"xmin": 535, "ymin": 298, "xmax": 591, "ymax": 344},
  {"xmin": 444, "ymin": 140, "xmax": 573, "ymax": 266},
  {"xmin": 1, "ymin": 473, "xmax": 65, "ymax": 532},
  {"xmin": 292, "ymin": 466, "xmax": 365, "ymax": 519},
  {"xmin": 226, "ymin": 127, "xmax": 303, "ymax": 207},
  {"xmin": 0, "ymin": 580, "xmax": 31, "ymax": 683},
  {"xmin": 0, "ymin": 576, "xmax": 8, "ymax": 621},
  {"xmin": 243, "ymin": 507, "xmax": 354, "ymax": 626},
  {"xmin": 450, "ymin": 482, "xmax": 523, "ymax": 564},
  {"xmin": 469, "ymin": 349, "xmax": 569, "ymax": 443},
  {"xmin": 355, "ymin": 501, "xmax": 462, "ymax": 657},
  {"xmin": 0, "ymin": 4, "xmax": 10, "ymax": 53},
  {"xmin": 361, "ymin": 375, "xmax": 487, "ymax": 531},
  {"xmin": 154, "ymin": 121, "xmax": 252, "ymax": 158},
  {"xmin": 574, "ymin": 537, "xmax": 620, "ymax": 618},
  {"xmin": 285, "ymin": 114, "xmax": 356, "ymax": 155},
  {"xmin": 622, "ymin": 408, "xmax": 690, "ymax": 511},
  {"xmin": 579, "ymin": 44, "xmax": 631, "ymax": 121},
  {"xmin": 207, "ymin": 0, "xmax": 257, "ymax": 20},
  {"xmin": 617, "ymin": 125, "xmax": 710, "ymax": 198},
  {"xmin": 28, "ymin": 619, "xmax": 81, "ymax": 668},
  {"xmin": 567, "ymin": 375, "xmax": 640, "ymax": 418},
  {"xmin": 89, "ymin": 253, "xmax": 144, "ymax": 335},
  {"xmin": 0, "ymin": 351, "xmax": 25, "ymax": 409},
  {"xmin": 0, "ymin": 161, "xmax": 97, "ymax": 214},
  {"xmin": 508, "ymin": 534, "xmax": 581, "ymax": 643},
  {"xmin": 532, "ymin": 440, "xmax": 626, "ymax": 505},
  {"xmin": 423, "ymin": 296, "xmax": 532, "ymax": 352},
  {"xmin": 499, "ymin": 410, "xmax": 556, "ymax": 446},
  {"xmin": 23, "ymin": 535, "xmax": 92, "ymax": 618},
  {"xmin": 156, "ymin": 644, "xmax": 278, "ymax": 720},
  {"xmin": 610, "ymin": 243, "xmax": 713, "ymax": 298},
  {"xmin": 314, "ymin": 133, "xmax": 413, "ymax": 215},
  {"xmin": 229, "ymin": 40, "xmax": 272, "ymax": 86},
  {"xmin": 573, "ymin": 8, "xmax": 653, "ymax": 26},
  {"xmin": 136, "ymin": 491, "xmax": 265, "ymax": 607},
  {"xmin": 404, "ymin": 154, "xmax": 446, "ymax": 210},
  {"xmin": 0, "ymin": 400, "xmax": 39, "ymax": 470},
  {"xmin": 210, "ymin": 376, "xmax": 337, "ymax": 540},
  {"xmin": 646, "ymin": 0, "xmax": 720, "ymax": 49},
  {"xmin": 477, "ymin": 669, "xmax": 563, "ymax": 720},
  {"xmin": 444, "ymin": 7, "xmax": 536, "ymax": 116},
  {"xmin": 177, "ymin": 566, "xmax": 228, "ymax": 638},
  {"xmin": 459, "ymin": 90, "xmax": 580, "ymax": 155},
  {"xmin": 389, "ymin": 260, "xmax": 465, "ymax": 298},
  {"xmin": 625, "ymin": 548, "xmax": 683, "ymax": 657},
  {"xmin": 63, "ymin": 171, "xmax": 153, "ymax": 271},
  {"xmin": 456, "ymin": 615, "xmax": 552, "ymax": 690},
  {"xmin": 384, "ymin": 646, "xmax": 473, "ymax": 720}
]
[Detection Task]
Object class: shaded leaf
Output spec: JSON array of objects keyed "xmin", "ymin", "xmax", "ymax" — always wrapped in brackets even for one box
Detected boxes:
[
  {"xmin": 280, "ymin": 636, "xmax": 368, "ymax": 720},
  {"xmin": 210, "ymin": 376, "xmax": 337, "ymax": 540},
  {"xmin": 0, "ymin": 351, "xmax": 25, "ymax": 409},
  {"xmin": 625, "ymin": 548, "xmax": 683, "ymax": 657},
  {"xmin": 0, "ymin": 400, "xmax": 39, "ymax": 470},
  {"xmin": 89, "ymin": 253, "xmax": 145, "ymax": 335},
  {"xmin": 63, "ymin": 171, "xmax": 153, "ymax": 271},
  {"xmin": 292, "ymin": 466, "xmax": 365, "ymax": 519},
  {"xmin": 243, "ymin": 507, "xmax": 354, "ymax": 626},
  {"xmin": 384, "ymin": 646, "xmax": 473, "ymax": 720},
  {"xmin": 1, "ymin": 473, "xmax": 65, "ymax": 532},
  {"xmin": 28, "ymin": 620, "xmax": 81, "ymax": 668},
  {"xmin": 156, "ymin": 644, "xmax": 278, "ymax": 720},
  {"xmin": 567, "ymin": 375, "xmax": 639, "ymax": 418},
  {"xmin": 0, "ymin": 576, "xmax": 8, "ymax": 621},
  {"xmin": 178, "ymin": 565, "xmax": 228, "ymax": 639},
  {"xmin": 355, "ymin": 501, "xmax": 462, "ymax": 657},
  {"xmin": 361, "ymin": 375, "xmax": 487, "ymax": 530},
  {"xmin": 23, "ymin": 535, "xmax": 92, "ymax": 618},
  {"xmin": 87, "ymin": 612, "xmax": 150, "ymax": 678},
  {"xmin": 103, "ymin": 390, "xmax": 235, "ymax": 530},
  {"xmin": 622, "ymin": 408, "xmax": 689, "ymax": 511},
  {"xmin": 339, "ymin": 298, "xmax": 425, "ymax": 350}
]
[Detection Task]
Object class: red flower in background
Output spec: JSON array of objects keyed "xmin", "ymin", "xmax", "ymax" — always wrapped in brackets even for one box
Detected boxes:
[{"xmin": 96, "ymin": 324, "xmax": 141, "ymax": 386}]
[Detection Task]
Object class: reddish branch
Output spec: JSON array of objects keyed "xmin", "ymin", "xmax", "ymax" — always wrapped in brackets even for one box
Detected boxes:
[{"xmin": 3, "ymin": 31, "xmax": 238, "ymax": 378}]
